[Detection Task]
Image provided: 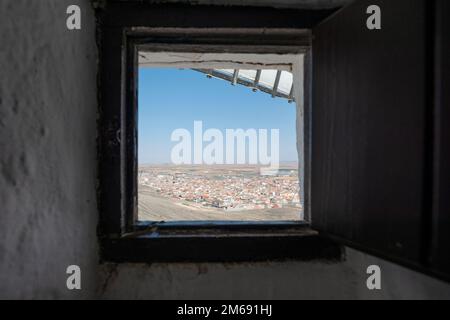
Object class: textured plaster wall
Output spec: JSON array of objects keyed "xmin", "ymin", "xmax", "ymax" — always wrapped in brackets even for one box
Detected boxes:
[
  {"xmin": 0, "ymin": 0, "xmax": 98, "ymax": 299},
  {"xmin": 100, "ymin": 248, "xmax": 450, "ymax": 300}
]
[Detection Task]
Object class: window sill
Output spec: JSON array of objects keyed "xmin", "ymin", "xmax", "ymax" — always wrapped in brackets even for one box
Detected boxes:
[{"xmin": 100, "ymin": 222, "xmax": 344, "ymax": 263}]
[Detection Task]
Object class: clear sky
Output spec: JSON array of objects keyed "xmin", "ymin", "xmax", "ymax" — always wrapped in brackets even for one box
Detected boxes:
[{"xmin": 138, "ymin": 68, "xmax": 298, "ymax": 164}]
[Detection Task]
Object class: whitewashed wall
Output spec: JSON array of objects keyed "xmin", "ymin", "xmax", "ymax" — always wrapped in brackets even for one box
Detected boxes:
[
  {"xmin": 100, "ymin": 248, "xmax": 450, "ymax": 300},
  {"xmin": 1, "ymin": 0, "xmax": 450, "ymax": 300},
  {"xmin": 0, "ymin": 0, "xmax": 99, "ymax": 299}
]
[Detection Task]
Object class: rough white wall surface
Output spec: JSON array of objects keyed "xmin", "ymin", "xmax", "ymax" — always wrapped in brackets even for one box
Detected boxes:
[
  {"xmin": 0, "ymin": 0, "xmax": 98, "ymax": 299},
  {"xmin": 100, "ymin": 248, "xmax": 450, "ymax": 300}
]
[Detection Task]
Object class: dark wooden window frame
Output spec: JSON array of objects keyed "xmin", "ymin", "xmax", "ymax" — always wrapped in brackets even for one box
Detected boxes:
[
  {"xmin": 97, "ymin": 3, "xmax": 342, "ymax": 263},
  {"xmin": 96, "ymin": 2, "xmax": 449, "ymax": 278}
]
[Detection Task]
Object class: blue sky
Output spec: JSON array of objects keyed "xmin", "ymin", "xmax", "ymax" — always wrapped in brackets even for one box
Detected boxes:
[{"xmin": 138, "ymin": 68, "xmax": 298, "ymax": 164}]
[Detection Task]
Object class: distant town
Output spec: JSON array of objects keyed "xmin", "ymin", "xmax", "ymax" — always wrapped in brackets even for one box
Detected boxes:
[{"xmin": 138, "ymin": 164, "xmax": 301, "ymax": 221}]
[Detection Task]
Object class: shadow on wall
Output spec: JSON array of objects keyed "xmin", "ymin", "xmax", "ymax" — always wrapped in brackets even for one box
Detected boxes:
[{"xmin": 98, "ymin": 248, "xmax": 450, "ymax": 300}]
